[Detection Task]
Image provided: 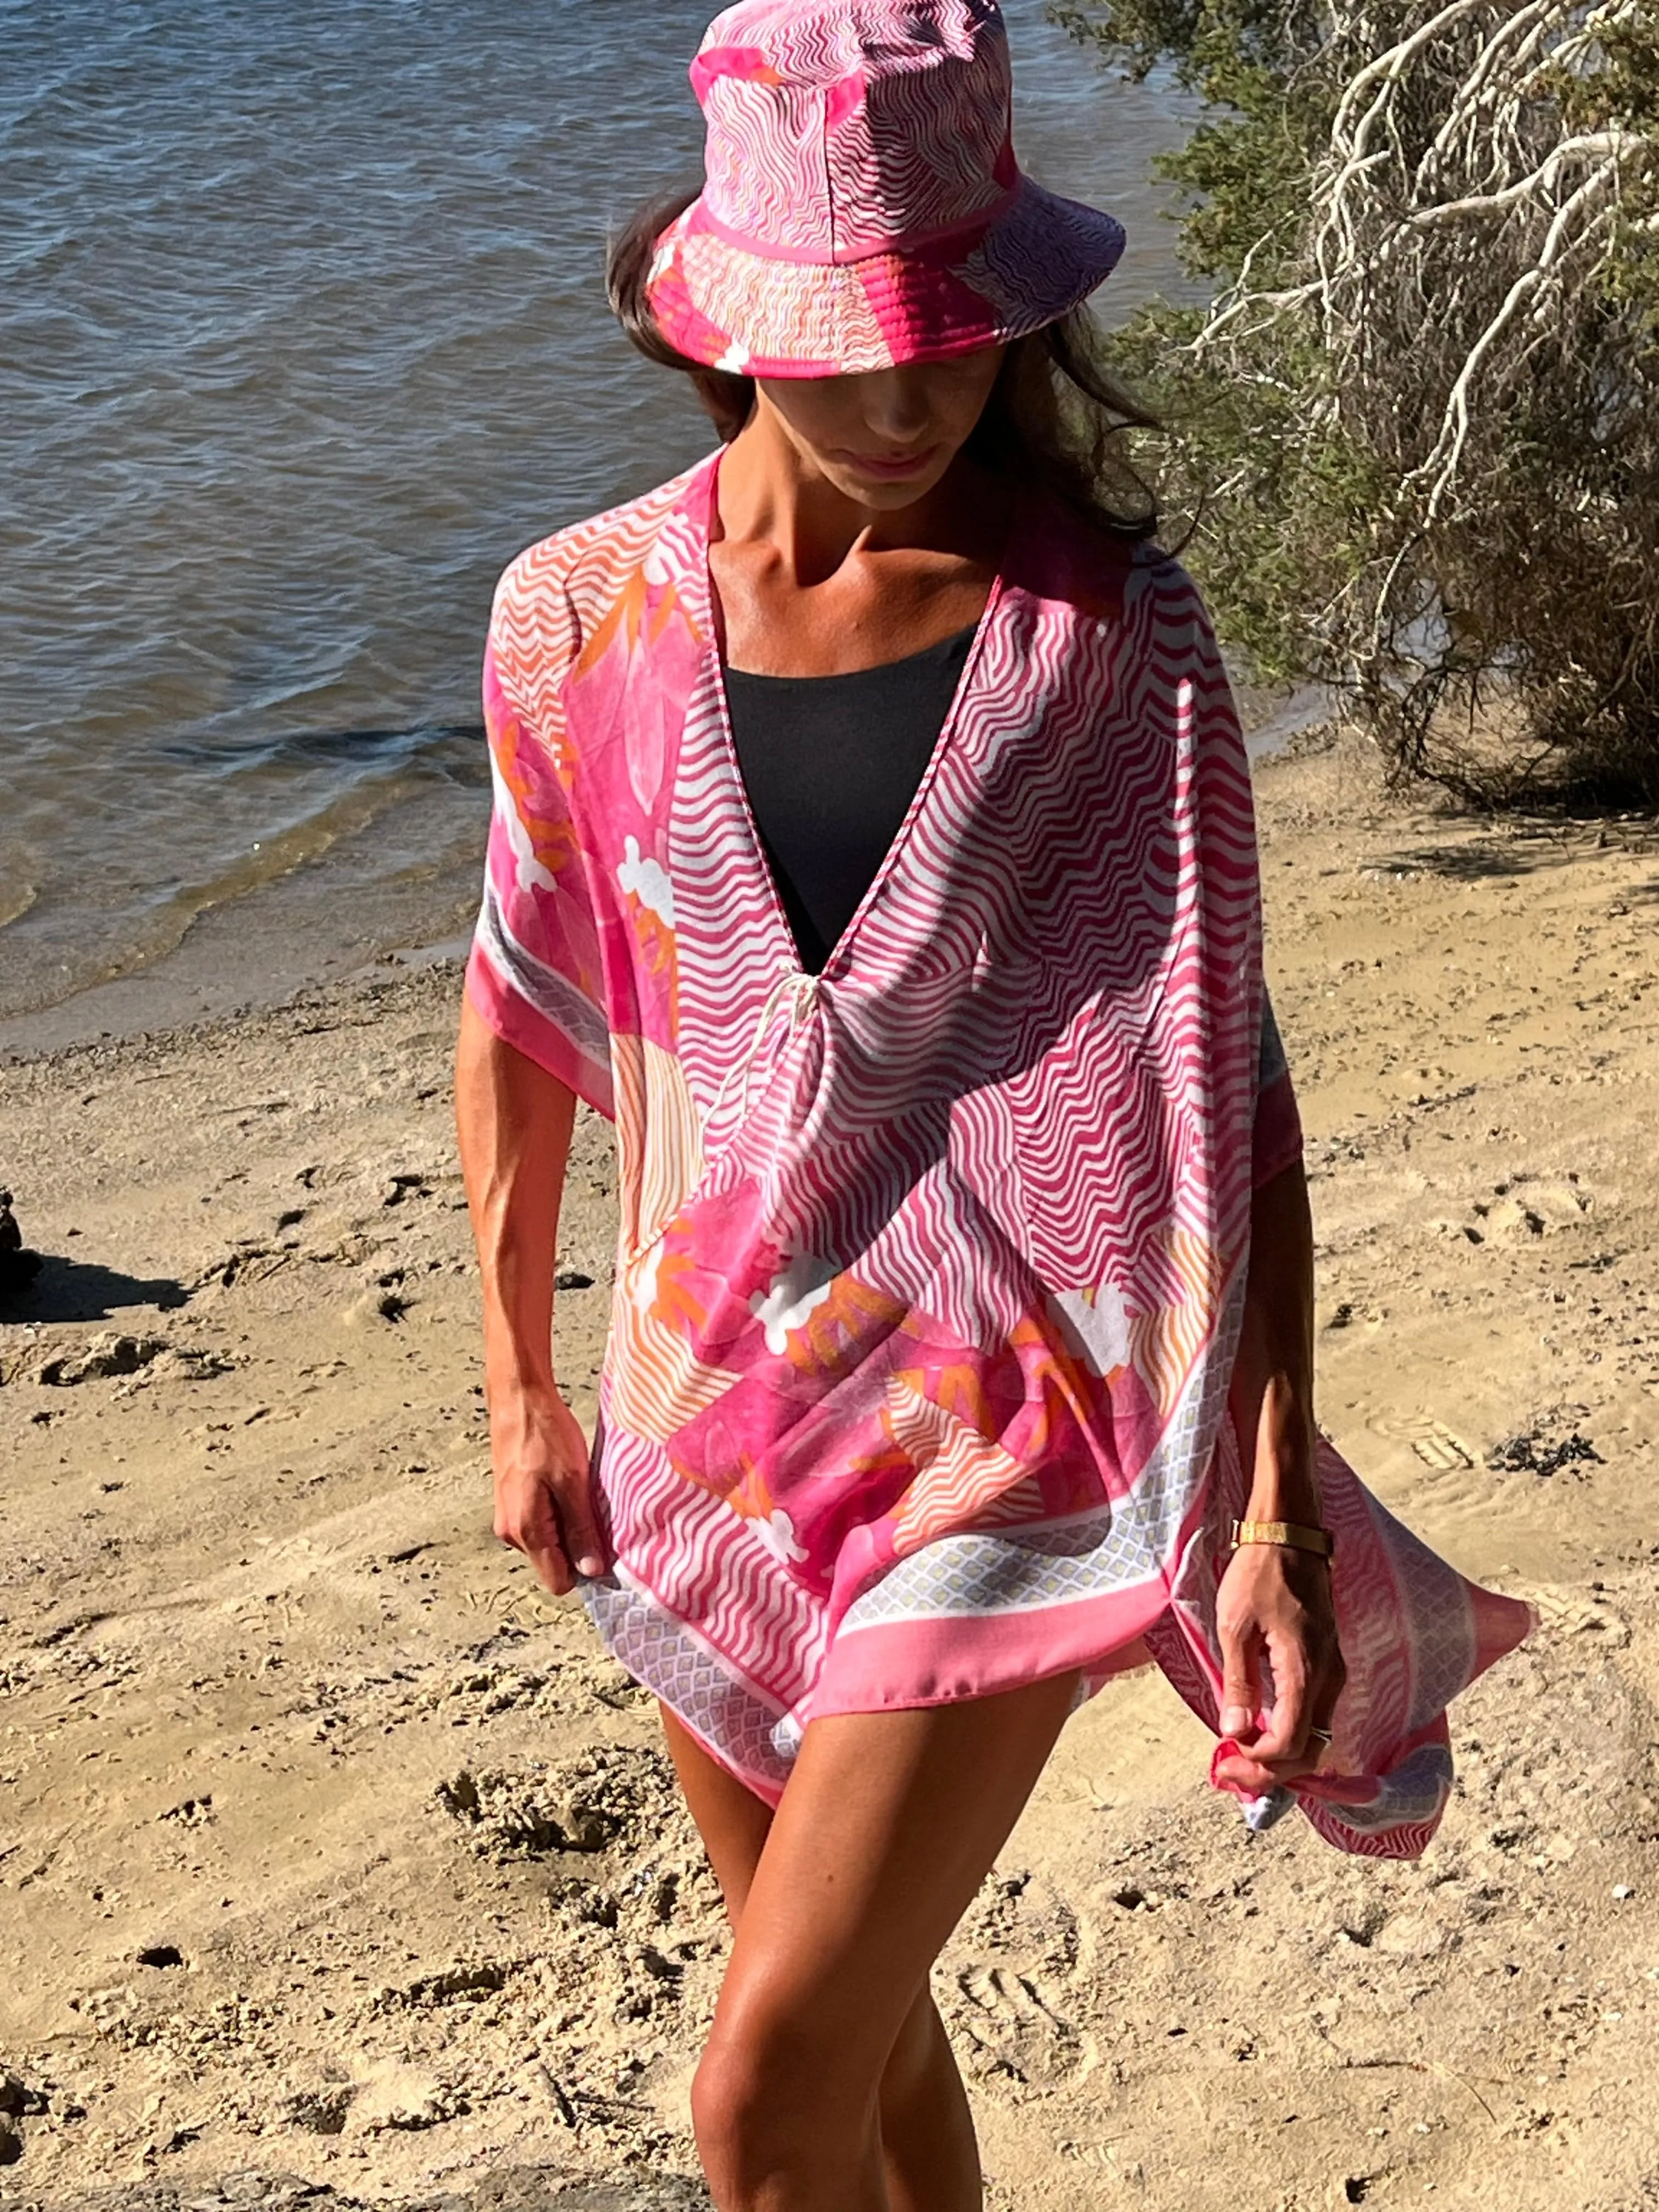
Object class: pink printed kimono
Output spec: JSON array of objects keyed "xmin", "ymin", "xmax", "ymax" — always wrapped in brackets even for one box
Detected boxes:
[{"xmin": 467, "ymin": 452, "xmax": 1531, "ymax": 1859}]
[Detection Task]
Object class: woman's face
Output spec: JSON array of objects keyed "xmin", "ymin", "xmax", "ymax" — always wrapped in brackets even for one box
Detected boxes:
[{"xmin": 756, "ymin": 345, "xmax": 1006, "ymax": 510}]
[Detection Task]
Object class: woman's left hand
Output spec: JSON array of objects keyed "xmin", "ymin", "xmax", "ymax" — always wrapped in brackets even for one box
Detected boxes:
[
  {"xmin": 1212, "ymin": 1538, "xmax": 1345, "ymax": 1792},
  {"xmin": 1216, "ymin": 1161, "xmax": 1345, "ymax": 1792}
]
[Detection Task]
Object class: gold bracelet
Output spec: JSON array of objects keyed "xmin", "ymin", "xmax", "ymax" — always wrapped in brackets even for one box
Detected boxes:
[{"xmin": 1230, "ymin": 1517, "xmax": 1335, "ymax": 1559}]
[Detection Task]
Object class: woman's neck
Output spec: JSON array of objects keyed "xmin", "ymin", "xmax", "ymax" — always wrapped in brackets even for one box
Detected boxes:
[{"xmin": 714, "ymin": 403, "xmax": 1005, "ymax": 586}]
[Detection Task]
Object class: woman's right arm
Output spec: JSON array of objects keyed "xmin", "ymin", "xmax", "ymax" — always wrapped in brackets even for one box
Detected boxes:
[{"xmin": 455, "ymin": 994, "xmax": 609, "ymax": 1593}]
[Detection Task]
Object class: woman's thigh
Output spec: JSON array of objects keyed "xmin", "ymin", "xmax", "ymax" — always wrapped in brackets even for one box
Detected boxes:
[
  {"xmin": 704, "ymin": 1671, "xmax": 1081, "ymax": 2105},
  {"xmin": 659, "ymin": 1703, "xmax": 775, "ymax": 1922}
]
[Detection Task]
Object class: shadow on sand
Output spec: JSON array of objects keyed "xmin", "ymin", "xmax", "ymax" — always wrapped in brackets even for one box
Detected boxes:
[{"xmin": 0, "ymin": 1250, "xmax": 189, "ymax": 1324}]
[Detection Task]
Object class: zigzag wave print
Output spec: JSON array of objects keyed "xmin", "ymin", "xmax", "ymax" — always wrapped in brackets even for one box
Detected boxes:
[
  {"xmin": 697, "ymin": 1, "xmax": 1010, "ymax": 258},
  {"xmin": 464, "ymin": 447, "xmax": 1534, "ymax": 1858}
]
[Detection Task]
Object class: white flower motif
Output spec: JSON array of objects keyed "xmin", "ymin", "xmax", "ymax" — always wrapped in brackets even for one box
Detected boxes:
[
  {"xmin": 617, "ymin": 834, "xmax": 676, "ymax": 927},
  {"xmin": 1051, "ymin": 1283, "xmax": 1132, "ymax": 1378},
  {"xmin": 714, "ymin": 340, "xmax": 751, "ymax": 373},
  {"xmin": 750, "ymin": 1252, "xmax": 837, "ymax": 1356},
  {"xmin": 489, "ymin": 752, "xmax": 554, "ymax": 894},
  {"xmin": 630, "ymin": 1239, "xmax": 662, "ymax": 1314},
  {"xmin": 751, "ymin": 1506, "xmax": 808, "ymax": 1565}
]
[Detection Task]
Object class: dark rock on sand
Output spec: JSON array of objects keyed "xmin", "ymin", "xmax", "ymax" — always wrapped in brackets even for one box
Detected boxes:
[
  {"xmin": 0, "ymin": 2072, "xmax": 47, "ymax": 2118},
  {"xmin": 0, "ymin": 1188, "xmax": 43, "ymax": 1296}
]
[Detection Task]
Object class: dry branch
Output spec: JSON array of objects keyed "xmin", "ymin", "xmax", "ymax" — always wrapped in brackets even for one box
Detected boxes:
[{"xmin": 1153, "ymin": 0, "xmax": 1659, "ymax": 797}]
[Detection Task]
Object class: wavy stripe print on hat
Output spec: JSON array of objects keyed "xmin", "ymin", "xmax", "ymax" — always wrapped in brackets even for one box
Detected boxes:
[{"xmin": 645, "ymin": 0, "xmax": 1129, "ymax": 377}]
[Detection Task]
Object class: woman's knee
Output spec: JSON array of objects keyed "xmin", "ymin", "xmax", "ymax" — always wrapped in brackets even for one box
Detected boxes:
[
  {"xmin": 691, "ymin": 2013, "xmax": 876, "ymax": 2200},
  {"xmin": 878, "ymin": 1987, "xmax": 952, "ymax": 2109}
]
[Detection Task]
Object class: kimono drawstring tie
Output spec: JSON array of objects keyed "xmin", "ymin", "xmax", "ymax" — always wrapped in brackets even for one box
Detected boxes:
[{"xmin": 708, "ymin": 966, "xmax": 823, "ymax": 1135}]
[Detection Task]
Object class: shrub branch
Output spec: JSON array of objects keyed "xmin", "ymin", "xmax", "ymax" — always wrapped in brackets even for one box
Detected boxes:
[{"xmin": 1064, "ymin": 0, "xmax": 1659, "ymax": 801}]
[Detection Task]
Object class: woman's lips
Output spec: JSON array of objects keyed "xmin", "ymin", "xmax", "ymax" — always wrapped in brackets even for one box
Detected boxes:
[{"xmin": 838, "ymin": 445, "xmax": 939, "ymax": 481}]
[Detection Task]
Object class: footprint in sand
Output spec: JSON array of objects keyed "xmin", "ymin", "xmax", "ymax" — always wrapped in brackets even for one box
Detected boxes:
[
  {"xmin": 1518, "ymin": 1584, "xmax": 1630, "ymax": 1648},
  {"xmin": 1357, "ymin": 1408, "xmax": 1508, "ymax": 1517},
  {"xmin": 1365, "ymin": 1409, "xmax": 1477, "ymax": 1472},
  {"xmin": 947, "ymin": 1961, "xmax": 1084, "ymax": 2088}
]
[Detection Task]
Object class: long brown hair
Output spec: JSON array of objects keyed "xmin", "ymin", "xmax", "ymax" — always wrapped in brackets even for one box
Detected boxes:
[{"xmin": 607, "ymin": 187, "xmax": 1160, "ymax": 543}]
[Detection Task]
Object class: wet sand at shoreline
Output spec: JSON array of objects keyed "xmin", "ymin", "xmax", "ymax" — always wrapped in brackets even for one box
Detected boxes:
[{"xmin": 2, "ymin": 737, "xmax": 1656, "ymax": 2210}]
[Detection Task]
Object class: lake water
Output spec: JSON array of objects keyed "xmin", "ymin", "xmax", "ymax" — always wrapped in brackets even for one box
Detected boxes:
[{"xmin": 1, "ymin": 0, "xmax": 1200, "ymax": 1048}]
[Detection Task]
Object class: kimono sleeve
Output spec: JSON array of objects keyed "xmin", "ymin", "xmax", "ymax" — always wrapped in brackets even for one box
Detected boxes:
[
  {"xmin": 464, "ymin": 634, "xmax": 616, "ymax": 1119},
  {"xmin": 1153, "ymin": 548, "xmax": 1303, "ymax": 1194},
  {"xmin": 1253, "ymin": 987, "xmax": 1304, "ymax": 1188}
]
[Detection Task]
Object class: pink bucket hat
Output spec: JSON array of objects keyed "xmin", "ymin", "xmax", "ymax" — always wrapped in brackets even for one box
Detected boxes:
[{"xmin": 645, "ymin": 0, "xmax": 1127, "ymax": 378}]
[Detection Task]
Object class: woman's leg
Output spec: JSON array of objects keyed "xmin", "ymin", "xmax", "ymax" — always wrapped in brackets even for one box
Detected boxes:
[
  {"xmin": 660, "ymin": 1706, "xmax": 775, "ymax": 1921},
  {"xmin": 684, "ymin": 1672, "xmax": 1081, "ymax": 2212},
  {"xmin": 659, "ymin": 1706, "xmax": 980, "ymax": 2212}
]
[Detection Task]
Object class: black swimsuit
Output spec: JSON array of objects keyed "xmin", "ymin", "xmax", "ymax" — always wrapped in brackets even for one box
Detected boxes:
[{"xmin": 723, "ymin": 626, "xmax": 975, "ymax": 974}]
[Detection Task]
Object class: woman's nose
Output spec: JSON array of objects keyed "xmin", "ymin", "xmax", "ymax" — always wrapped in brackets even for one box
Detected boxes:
[{"xmin": 859, "ymin": 368, "xmax": 934, "ymax": 444}]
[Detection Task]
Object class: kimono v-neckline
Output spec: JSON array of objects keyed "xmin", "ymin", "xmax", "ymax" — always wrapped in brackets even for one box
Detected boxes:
[{"xmin": 692, "ymin": 450, "xmax": 1012, "ymax": 985}]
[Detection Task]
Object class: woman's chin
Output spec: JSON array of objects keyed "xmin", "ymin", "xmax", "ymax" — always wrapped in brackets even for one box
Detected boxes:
[{"xmin": 822, "ymin": 459, "xmax": 953, "ymax": 511}]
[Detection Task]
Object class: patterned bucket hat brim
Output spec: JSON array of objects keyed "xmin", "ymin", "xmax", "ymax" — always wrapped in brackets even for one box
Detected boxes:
[{"xmin": 646, "ymin": 0, "xmax": 1127, "ymax": 379}]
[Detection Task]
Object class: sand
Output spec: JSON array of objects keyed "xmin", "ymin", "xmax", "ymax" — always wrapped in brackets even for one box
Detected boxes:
[{"xmin": 2, "ymin": 735, "xmax": 1656, "ymax": 2211}]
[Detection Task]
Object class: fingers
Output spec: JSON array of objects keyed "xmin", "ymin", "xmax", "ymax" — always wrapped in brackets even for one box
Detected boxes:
[
  {"xmin": 1214, "ymin": 1746, "xmax": 1293, "ymax": 1793},
  {"xmin": 1214, "ymin": 1683, "xmax": 1313, "ymax": 1793},
  {"xmin": 1215, "ymin": 1644, "xmax": 1345, "ymax": 1790},
  {"xmin": 1217, "ymin": 1620, "xmax": 1261, "ymax": 1745},
  {"xmin": 520, "ymin": 1537, "xmax": 577, "ymax": 1598},
  {"xmin": 492, "ymin": 1438, "xmax": 607, "ymax": 1597},
  {"xmin": 1248, "ymin": 1626, "xmax": 1311, "ymax": 1764},
  {"xmin": 1221, "ymin": 1348, "xmax": 1342, "ymax": 1786},
  {"xmin": 557, "ymin": 1480, "xmax": 610, "ymax": 1583},
  {"xmin": 1263, "ymin": 1604, "xmax": 1346, "ymax": 1773},
  {"xmin": 495, "ymin": 1482, "xmax": 576, "ymax": 1596},
  {"xmin": 1212, "ymin": 1547, "xmax": 1346, "ymax": 1791}
]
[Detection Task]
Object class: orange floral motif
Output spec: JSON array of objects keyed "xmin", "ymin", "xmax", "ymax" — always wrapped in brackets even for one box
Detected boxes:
[
  {"xmin": 488, "ymin": 686, "xmax": 584, "ymax": 880},
  {"xmin": 572, "ymin": 563, "xmax": 700, "ymax": 684},
  {"xmin": 778, "ymin": 1272, "xmax": 910, "ymax": 1378},
  {"xmin": 572, "ymin": 563, "xmax": 706, "ymax": 813},
  {"xmin": 640, "ymin": 1240, "xmax": 706, "ymax": 1335},
  {"xmin": 888, "ymin": 1345, "xmax": 998, "ymax": 1438}
]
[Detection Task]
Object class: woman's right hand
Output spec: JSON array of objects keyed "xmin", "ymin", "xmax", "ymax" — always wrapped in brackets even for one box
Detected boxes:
[
  {"xmin": 456, "ymin": 1006, "xmax": 599, "ymax": 1598},
  {"xmin": 489, "ymin": 1383, "xmax": 608, "ymax": 1595}
]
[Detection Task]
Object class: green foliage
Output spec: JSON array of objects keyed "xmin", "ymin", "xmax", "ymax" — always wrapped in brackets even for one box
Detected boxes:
[
  {"xmin": 1110, "ymin": 300, "xmax": 1390, "ymax": 692},
  {"xmin": 1557, "ymin": 12, "xmax": 1659, "ymax": 327},
  {"xmin": 1059, "ymin": 0, "xmax": 1659, "ymax": 803},
  {"xmin": 1054, "ymin": 0, "xmax": 1336, "ymax": 278}
]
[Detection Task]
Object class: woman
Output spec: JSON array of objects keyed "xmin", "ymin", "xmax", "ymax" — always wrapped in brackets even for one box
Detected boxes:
[{"xmin": 456, "ymin": 5, "xmax": 1531, "ymax": 2205}]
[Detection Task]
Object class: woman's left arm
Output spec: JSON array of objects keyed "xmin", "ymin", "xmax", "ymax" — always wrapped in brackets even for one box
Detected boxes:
[{"xmin": 1214, "ymin": 1159, "xmax": 1347, "ymax": 1788}]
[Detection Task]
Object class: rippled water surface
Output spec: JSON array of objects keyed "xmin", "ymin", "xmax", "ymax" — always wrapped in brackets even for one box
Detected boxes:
[{"xmin": 2, "ymin": 0, "xmax": 1197, "ymax": 1026}]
